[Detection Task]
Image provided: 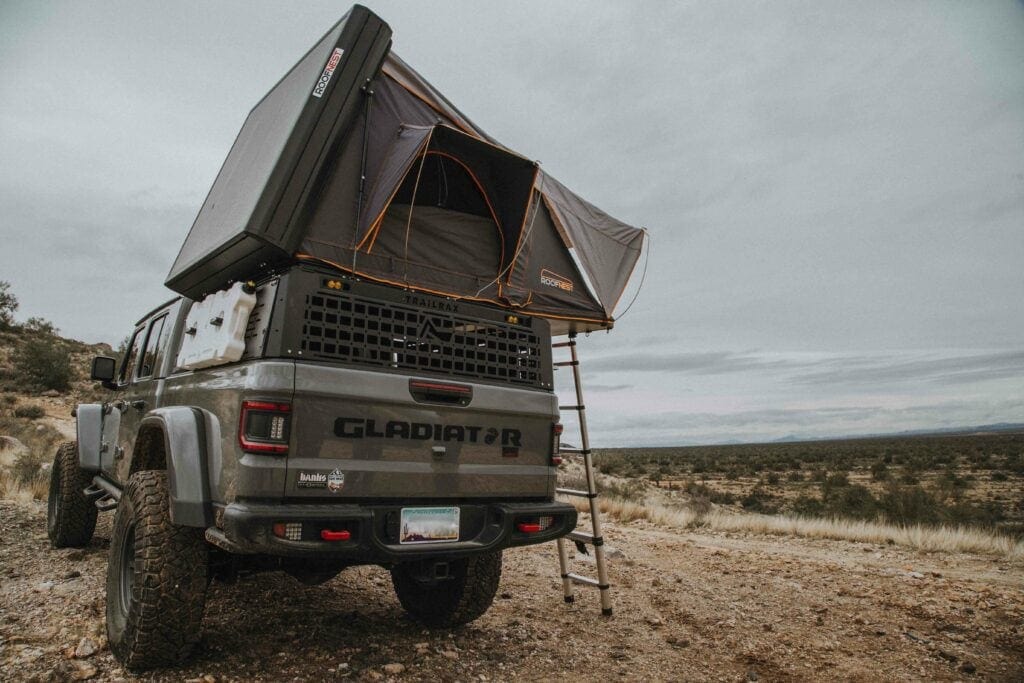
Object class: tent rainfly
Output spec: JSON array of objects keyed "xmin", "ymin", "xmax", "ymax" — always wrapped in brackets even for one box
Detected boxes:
[{"xmin": 165, "ymin": 5, "xmax": 646, "ymax": 335}]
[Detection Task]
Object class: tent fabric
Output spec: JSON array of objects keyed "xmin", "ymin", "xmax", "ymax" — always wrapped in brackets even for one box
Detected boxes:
[
  {"xmin": 381, "ymin": 53, "xmax": 495, "ymax": 143},
  {"xmin": 298, "ymin": 49, "xmax": 645, "ymax": 333},
  {"xmin": 538, "ymin": 172, "xmax": 646, "ymax": 314}
]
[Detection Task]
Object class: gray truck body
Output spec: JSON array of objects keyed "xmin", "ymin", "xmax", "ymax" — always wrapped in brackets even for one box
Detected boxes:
[{"xmin": 77, "ymin": 264, "xmax": 575, "ymax": 562}]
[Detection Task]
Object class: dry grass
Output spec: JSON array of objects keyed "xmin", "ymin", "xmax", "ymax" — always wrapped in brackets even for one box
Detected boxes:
[
  {"xmin": 565, "ymin": 495, "xmax": 1024, "ymax": 561},
  {"xmin": 0, "ymin": 469, "xmax": 47, "ymax": 503},
  {"xmin": 0, "ymin": 413, "xmax": 61, "ymax": 504}
]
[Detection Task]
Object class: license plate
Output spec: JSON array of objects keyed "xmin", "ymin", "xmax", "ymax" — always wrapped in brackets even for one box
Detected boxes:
[{"xmin": 399, "ymin": 507, "xmax": 460, "ymax": 544}]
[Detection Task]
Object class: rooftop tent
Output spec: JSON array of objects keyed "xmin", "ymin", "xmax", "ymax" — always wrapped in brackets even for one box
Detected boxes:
[
  {"xmin": 166, "ymin": 5, "xmax": 646, "ymax": 334},
  {"xmin": 165, "ymin": 6, "xmax": 393, "ymax": 298}
]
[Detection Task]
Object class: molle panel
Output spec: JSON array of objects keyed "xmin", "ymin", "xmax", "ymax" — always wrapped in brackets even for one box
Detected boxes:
[{"xmin": 267, "ymin": 267, "xmax": 554, "ymax": 390}]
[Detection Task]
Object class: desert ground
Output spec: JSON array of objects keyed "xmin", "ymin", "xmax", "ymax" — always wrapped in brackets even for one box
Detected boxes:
[{"xmin": 2, "ymin": 494, "xmax": 1022, "ymax": 682}]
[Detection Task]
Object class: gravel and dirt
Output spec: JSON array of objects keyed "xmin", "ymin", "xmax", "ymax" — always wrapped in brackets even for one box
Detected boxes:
[{"xmin": 2, "ymin": 498, "xmax": 1022, "ymax": 682}]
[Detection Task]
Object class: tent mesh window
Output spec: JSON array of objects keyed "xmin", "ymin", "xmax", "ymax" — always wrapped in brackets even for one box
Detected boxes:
[{"xmin": 299, "ymin": 288, "xmax": 543, "ymax": 387}]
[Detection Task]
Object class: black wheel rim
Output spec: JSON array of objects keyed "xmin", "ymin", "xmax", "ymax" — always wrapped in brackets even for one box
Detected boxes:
[
  {"xmin": 118, "ymin": 521, "xmax": 136, "ymax": 617},
  {"xmin": 47, "ymin": 465, "xmax": 60, "ymax": 536}
]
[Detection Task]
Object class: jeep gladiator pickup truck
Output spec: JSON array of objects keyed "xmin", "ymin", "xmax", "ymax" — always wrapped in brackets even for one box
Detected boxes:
[{"xmin": 47, "ymin": 265, "xmax": 576, "ymax": 669}]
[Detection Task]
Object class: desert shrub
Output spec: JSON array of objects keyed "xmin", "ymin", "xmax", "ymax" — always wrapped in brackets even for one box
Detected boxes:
[
  {"xmin": 600, "ymin": 477, "xmax": 646, "ymax": 502},
  {"xmin": 823, "ymin": 484, "xmax": 878, "ymax": 521},
  {"xmin": 935, "ymin": 467, "xmax": 970, "ymax": 499},
  {"xmin": 565, "ymin": 471, "xmax": 646, "ymax": 503},
  {"xmin": 821, "ymin": 472, "xmax": 849, "ymax": 493},
  {"xmin": 682, "ymin": 480, "xmax": 734, "ymax": 505},
  {"xmin": 791, "ymin": 494, "xmax": 825, "ymax": 517},
  {"xmin": 879, "ymin": 485, "xmax": 941, "ymax": 526},
  {"xmin": 687, "ymin": 495, "xmax": 712, "ymax": 517},
  {"xmin": 22, "ymin": 317, "xmax": 59, "ymax": 336},
  {"xmin": 899, "ymin": 470, "xmax": 919, "ymax": 485},
  {"xmin": 594, "ymin": 452, "xmax": 626, "ymax": 476},
  {"xmin": 870, "ymin": 460, "xmax": 889, "ymax": 481},
  {"xmin": 741, "ymin": 487, "xmax": 778, "ymax": 514},
  {"xmin": 945, "ymin": 500, "xmax": 1004, "ymax": 529},
  {"xmin": 765, "ymin": 472, "xmax": 780, "ymax": 486},
  {"xmin": 12, "ymin": 447, "xmax": 46, "ymax": 483},
  {"xmin": 13, "ymin": 340, "xmax": 72, "ymax": 392},
  {"xmin": 991, "ymin": 471, "xmax": 1009, "ymax": 482},
  {"xmin": 0, "ymin": 281, "xmax": 17, "ymax": 329},
  {"xmin": 787, "ymin": 470, "xmax": 804, "ymax": 482},
  {"xmin": 0, "ymin": 415, "xmax": 63, "ymax": 467},
  {"xmin": 13, "ymin": 404, "xmax": 45, "ymax": 420}
]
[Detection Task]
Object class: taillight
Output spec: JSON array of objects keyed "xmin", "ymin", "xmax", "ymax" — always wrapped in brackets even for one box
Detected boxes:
[
  {"xmin": 517, "ymin": 516, "xmax": 555, "ymax": 533},
  {"xmin": 272, "ymin": 522, "xmax": 302, "ymax": 540},
  {"xmin": 551, "ymin": 423, "xmax": 563, "ymax": 465},
  {"xmin": 239, "ymin": 400, "xmax": 291, "ymax": 454}
]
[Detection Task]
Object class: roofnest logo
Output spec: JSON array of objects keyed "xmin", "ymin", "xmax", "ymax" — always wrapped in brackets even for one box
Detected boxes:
[
  {"xmin": 540, "ymin": 269, "xmax": 574, "ymax": 293},
  {"xmin": 312, "ymin": 48, "xmax": 344, "ymax": 98}
]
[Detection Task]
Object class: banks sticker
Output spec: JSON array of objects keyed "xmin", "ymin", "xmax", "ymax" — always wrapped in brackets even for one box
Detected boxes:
[
  {"xmin": 297, "ymin": 471, "xmax": 327, "ymax": 489},
  {"xmin": 312, "ymin": 47, "xmax": 344, "ymax": 98}
]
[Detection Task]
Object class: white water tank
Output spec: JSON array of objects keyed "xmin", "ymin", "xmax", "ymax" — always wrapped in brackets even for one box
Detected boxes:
[{"xmin": 176, "ymin": 282, "xmax": 258, "ymax": 370}]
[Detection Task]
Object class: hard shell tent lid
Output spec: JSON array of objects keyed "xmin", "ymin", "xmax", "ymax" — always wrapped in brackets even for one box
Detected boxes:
[{"xmin": 165, "ymin": 5, "xmax": 645, "ymax": 335}]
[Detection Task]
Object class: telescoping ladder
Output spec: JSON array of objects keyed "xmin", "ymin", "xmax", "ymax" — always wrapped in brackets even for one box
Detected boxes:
[{"xmin": 553, "ymin": 333, "xmax": 613, "ymax": 616}]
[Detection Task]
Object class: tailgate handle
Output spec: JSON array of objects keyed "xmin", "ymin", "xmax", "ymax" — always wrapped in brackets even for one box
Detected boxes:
[{"xmin": 409, "ymin": 379, "xmax": 473, "ymax": 407}]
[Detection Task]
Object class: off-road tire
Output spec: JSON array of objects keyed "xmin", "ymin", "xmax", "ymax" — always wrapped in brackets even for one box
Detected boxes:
[
  {"xmin": 391, "ymin": 551, "xmax": 502, "ymax": 627},
  {"xmin": 106, "ymin": 470, "xmax": 208, "ymax": 670},
  {"xmin": 47, "ymin": 441, "xmax": 98, "ymax": 548}
]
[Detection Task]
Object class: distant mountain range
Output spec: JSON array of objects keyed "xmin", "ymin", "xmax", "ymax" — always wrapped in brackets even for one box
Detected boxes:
[{"xmin": 766, "ymin": 422, "xmax": 1024, "ymax": 445}]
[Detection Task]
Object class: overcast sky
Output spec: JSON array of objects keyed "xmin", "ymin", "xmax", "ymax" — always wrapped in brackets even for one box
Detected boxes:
[{"xmin": 1, "ymin": 1, "xmax": 1021, "ymax": 445}]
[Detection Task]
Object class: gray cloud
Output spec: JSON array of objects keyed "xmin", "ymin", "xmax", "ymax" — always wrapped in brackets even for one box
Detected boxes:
[
  {"xmin": 584, "ymin": 351, "xmax": 799, "ymax": 376},
  {"xmin": 583, "ymin": 348, "xmax": 1024, "ymax": 390},
  {"xmin": 586, "ymin": 383, "xmax": 634, "ymax": 393},
  {"xmin": 793, "ymin": 351, "xmax": 1024, "ymax": 388}
]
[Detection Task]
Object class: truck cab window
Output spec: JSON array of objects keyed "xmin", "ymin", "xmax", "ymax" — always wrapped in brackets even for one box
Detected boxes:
[
  {"xmin": 120, "ymin": 327, "xmax": 144, "ymax": 385},
  {"xmin": 138, "ymin": 314, "xmax": 168, "ymax": 380}
]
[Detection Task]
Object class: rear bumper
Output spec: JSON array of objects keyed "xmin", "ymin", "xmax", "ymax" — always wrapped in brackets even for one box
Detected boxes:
[{"xmin": 215, "ymin": 499, "xmax": 577, "ymax": 562}]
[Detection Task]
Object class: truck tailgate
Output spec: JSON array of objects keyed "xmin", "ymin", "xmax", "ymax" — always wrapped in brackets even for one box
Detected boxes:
[{"xmin": 286, "ymin": 363, "xmax": 557, "ymax": 499}]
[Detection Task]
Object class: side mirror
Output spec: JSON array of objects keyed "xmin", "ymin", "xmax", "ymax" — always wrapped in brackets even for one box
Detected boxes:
[{"xmin": 90, "ymin": 356, "xmax": 118, "ymax": 389}]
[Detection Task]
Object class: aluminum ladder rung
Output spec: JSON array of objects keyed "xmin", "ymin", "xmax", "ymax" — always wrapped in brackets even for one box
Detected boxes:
[
  {"xmin": 567, "ymin": 531, "xmax": 602, "ymax": 546},
  {"xmin": 565, "ymin": 572, "xmax": 606, "ymax": 589},
  {"xmin": 556, "ymin": 487, "xmax": 597, "ymax": 499},
  {"xmin": 559, "ymin": 405, "xmax": 585, "ymax": 411},
  {"xmin": 553, "ymin": 360, "xmax": 579, "ymax": 367},
  {"xmin": 558, "ymin": 447, "xmax": 590, "ymax": 455}
]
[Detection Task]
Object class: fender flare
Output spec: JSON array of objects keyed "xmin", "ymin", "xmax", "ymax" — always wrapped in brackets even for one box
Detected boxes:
[
  {"xmin": 139, "ymin": 407, "xmax": 218, "ymax": 527},
  {"xmin": 76, "ymin": 404, "xmax": 104, "ymax": 473}
]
